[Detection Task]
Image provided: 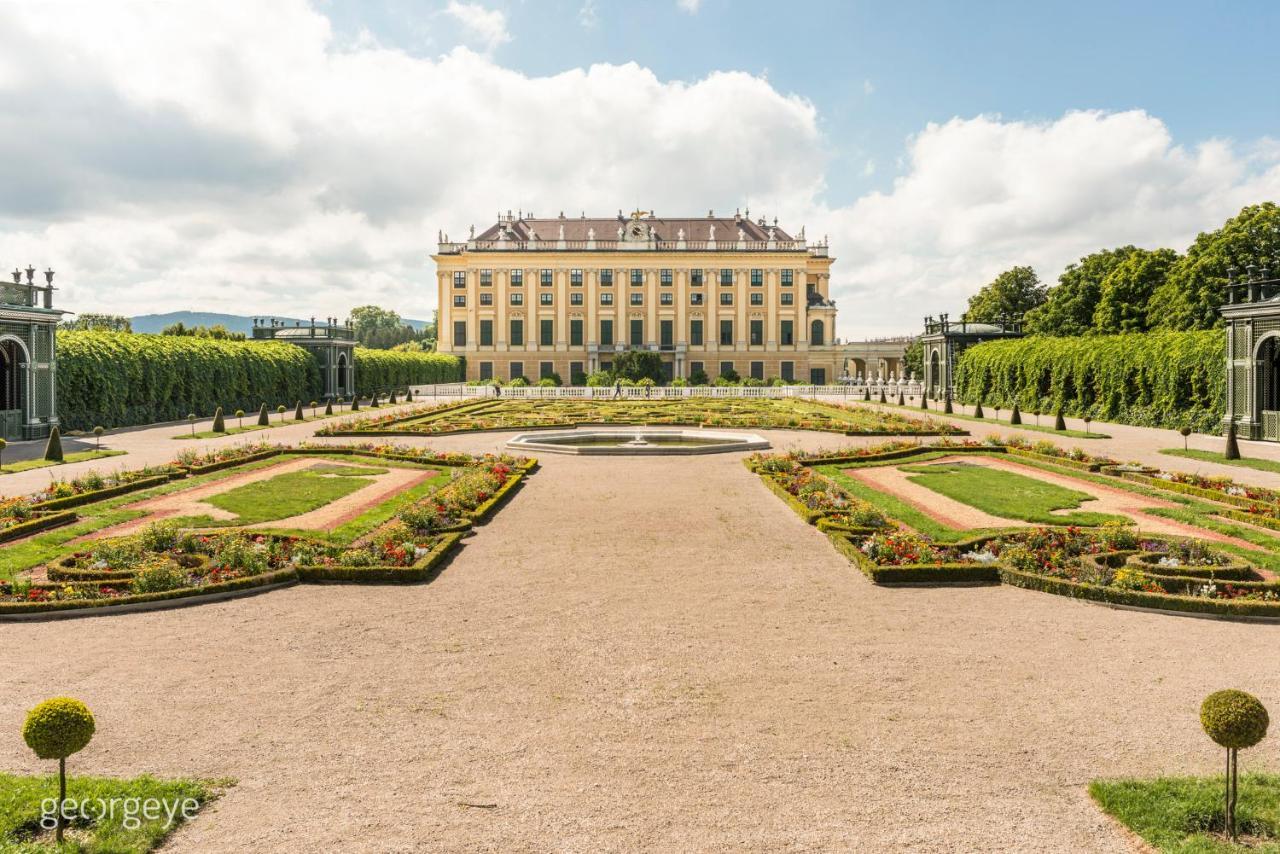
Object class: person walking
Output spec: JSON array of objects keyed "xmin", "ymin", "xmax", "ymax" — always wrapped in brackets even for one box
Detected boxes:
[{"xmin": 613, "ymin": 380, "xmax": 622, "ymax": 399}]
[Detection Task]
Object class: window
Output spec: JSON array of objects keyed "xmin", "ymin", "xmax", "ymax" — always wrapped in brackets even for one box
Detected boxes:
[
  {"xmin": 570, "ymin": 319, "xmax": 583, "ymax": 346},
  {"xmin": 780, "ymin": 320, "xmax": 794, "ymax": 346},
  {"xmin": 479, "ymin": 320, "xmax": 493, "ymax": 346},
  {"xmin": 781, "ymin": 269, "xmax": 793, "ymax": 286},
  {"xmin": 630, "ymin": 292, "xmax": 643, "ymax": 305},
  {"xmin": 750, "ymin": 360, "xmax": 764, "ymax": 380},
  {"xmin": 600, "ymin": 292, "xmax": 614, "ymax": 305},
  {"xmin": 660, "ymin": 292, "xmax": 673, "ymax": 305},
  {"xmin": 720, "ymin": 268, "xmax": 733, "ymax": 286},
  {"xmin": 510, "ymin": 292, "xmax": 523, "ymax": 306},
  {"xmin": 453, "ymin": 295, "xmax": 466, "ymax": 307},
  {"xmin": 719, "ymin": 319, "xmax": 733, "ymax": 346},
  {"xmin": 691, "ymin": 269, "xmax": 703, "ymax": 286},
  {"xmin": 750, "ymin": 292, "xmax": 763, "ymax": 306},
  {"xmin": 600, "ymin": 269, "xmax": 613, "ymax": 286},
  {"xmin": 690, "ymin": 292, "xmax": 704, "ymax": 305},
  {"xmin": 540, "ymin": 269, "xmax": 553, "ymax": 286},
  {"xmin": 690, "ymin": 360, "xmax": 704, "ymax": 378},
  {"xmin": 660, "ymin": 268, "xmax": 673, "ymax": 286},
  {"xmin": 690, "ymin": 319, "xmax": 703, "ymax": 346},
  {"xmin": 480, "ymin": 269, "xmax": 492, "ymax": 286},
  {"xmin": 810, "ymin": 367, "xmax": 826, "ymax": 385},
  {"xmin": 629, "ymin": 318, "xmax": 643, "ymax": 346},
  {"xmin": 453, "ymin": 320, "xmax": 467, "ymax": 346},
  {"xmin": 511, "ymin": 269, "xmax": 523, "ymax": 286},
  {"xmin": 570, "ymin": 269, "xmax": 583, "ymax": 286},
  {"xmin": 509, "ymin": 319, "xmax": 524, "ymax": 346},
  {"xmin": 571, "ymin": 292, "xmax": 583, "ymax": 306},
  {"xmin": 631, "ymin": 268, "xmax": 644, "ymax": 286},
  {"xmin": 540, "ymin": 292, "xmax": 553, "ymax": 305},
  {"xmin": 601, "ymin": 360, "xmax": 613, "ymax": 373},
  {"xmin": 540, "ymin": 319, "xmax": 553, "ymax": 346},
  {"xmin": 719, "ymin": 292, "xmax": 733, "ymax": 306},
  {"xmin": 600, "ymin": 319, "xmax": 614, "ymax": 346},
  {"xmin": 480, "ymin": 292, "xmax": 493, "ymax": 306},
  {"xmin": 660, "ymin": 319, "xmax": 673, "ymax": 349},
  {"xmin": 453, "ymin": 271, "xmax": 466, "ymax": 289},
  {"xmin": 509, "ymin": 361, "xmax": 524, "ymax": 380},
  {"xmin": 540, "ymin": 361, "xmax": 554, "ymax": 380},
  {"xmin": 479, "ymin": 361, "xmax": 493, "ymax": 381},
  {"xmin": 781, "ymin": 361, "xmax": 794, "ymax": 381},
  {"xmin": 750, "ymin": 319, "xmax": 763, "ymax": 345},
  {"xmin": 570, "ymin": 361, "xmax": 584, "ymax": 383},
  {"xmin": 811, "ymin": 318, "xmax": 825, "ymax": 346},
  {"xmin": 720, "ymin": 361, "xmax": 735, "ymax": 378},
  {"xmin": 751, "ymin": 269, "xmax": 763, "ymax": 286},
  {"xmin": 781, "ymin": 292, "xmax": 794, "ymax": 306}
]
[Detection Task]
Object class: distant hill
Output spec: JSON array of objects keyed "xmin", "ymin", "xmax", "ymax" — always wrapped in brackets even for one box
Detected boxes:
[{"xmin": 129, "ymin": 312, "xmax": 431, "ymax": 335}]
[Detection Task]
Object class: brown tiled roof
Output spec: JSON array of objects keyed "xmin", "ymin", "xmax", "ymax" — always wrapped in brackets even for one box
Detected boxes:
[{"xmin": 476, "ymin": 213, "xmax": 793, "ymax": 243}]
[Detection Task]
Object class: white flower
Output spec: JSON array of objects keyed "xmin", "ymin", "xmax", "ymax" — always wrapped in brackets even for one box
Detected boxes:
[{"xmin": 964, "ymin": 549, "xmax": 998, "ymax": 564}]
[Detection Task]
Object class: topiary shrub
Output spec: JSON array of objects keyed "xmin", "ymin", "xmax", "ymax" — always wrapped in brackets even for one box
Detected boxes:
[
  {"xmin": 388, "ymin": 390, "xmax": 398, "ymax": 404},
  {"xmin": 43, "ymin": 426, "xmax": 63, "ymax": 462},
  {"xmin": 1224, "ymin": 419, "xmax": 1240, "ymax": 460},
  {"xmin": 1010, "ymin": 403, "xmax": 1021, "ymax": 425},
  {"xmin": 293, "ymin": 400, "xmax": 304, "ymax": 421},
  {"xmin": 1054, "ymin": 408, "xmax": 1066, "ymax": 431},
  {"xmin": 351, "ymin": 394, "xmax": 360, "ymax": 411},
  {"xmin": 23, "ymin": 697, "xmax": 96, "ymax": 844},
  {"xmin": 973, "ymin": 401, "xmax": 984, "ymax": 419},
  {"xmin": 1201, "ymin": 689, "xmax": 1269, "ymax": 840},
  {"xmin": 404, "ymin": 388, "xmax": 414, "ymax": 402},
  {"xmin": 211, "ymin": 406, "xmax": 226, "ymax": 433},
  {"xmin": 324, "ymin": 399, "xmax": 333, "ymax": 416},
  {"xmin": 257, "ymin": 403, "xmax": 269, "ymax": 426},
  {"xmin": 235, "ymin": 409, "xmax": 245, "ymax": 429}
]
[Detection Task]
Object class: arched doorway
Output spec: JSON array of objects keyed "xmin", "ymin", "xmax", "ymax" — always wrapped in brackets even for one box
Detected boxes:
[
  {"xmin": 336, "ymin": 352, "xmax": 350, "ymax": 397},
  {"xmin": 0, "ymin": 338, "xmax": 27, "ymax": 441},
  {"xmin": 928, "ymin": 348, "xmax": 941, "ymax": 399},
  {"xmin": 810, "ymin": 319, "xmax": 825, "ymax": 346},
  {"xmin": 1255, "ymin": 335, "xmax": 1280, "ymax": 440}
]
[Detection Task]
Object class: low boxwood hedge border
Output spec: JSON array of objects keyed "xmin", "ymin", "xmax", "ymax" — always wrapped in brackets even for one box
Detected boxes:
[
  {"xmin": 1216, "ymin": 507, "xmax": 1280, "ymax": 531},
  {"xmin": 0, "ymin": 510, "xmax": 78, "ymax": 544},
  {"xmin": 1117, "ymin": 471, "xmax": 1264, "ymax": 510},
  {"xmin": 296, "ymin": 531, "xmax": 466, "ymax": 584},
  {"xmin": 464, "ymin": 472, "xmax": 527, "ymax": 523},
  {"xmin": 827, "ymin": 532, "xmax": 1001, "ymax": 584},
  {"xmin": 1004, "ymin": 447, "xmax": 1113, "ymax": 473},
  {"xmin": 757, "ymin": 474, "xmax": 824, "ymax": 524},
  {"xmin": 32, "ymin": 474, "xmax": 176, "ymax": 512},
  {"xmin": 796, "ymin": 443, "xmax": 998, "ymax": 468}
]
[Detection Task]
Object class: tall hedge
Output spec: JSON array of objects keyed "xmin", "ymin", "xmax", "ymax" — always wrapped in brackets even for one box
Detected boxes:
[
  {"xmin": 57, "ymin": 332, "xmax": 320, "ymax": 430},
  {"xmin": 953, "ymin": 330, "xmax": 1224, "ymax": 431},
  {"xmin": 353, "ymin": 348, "xmax": 462, "ymax": 392}
]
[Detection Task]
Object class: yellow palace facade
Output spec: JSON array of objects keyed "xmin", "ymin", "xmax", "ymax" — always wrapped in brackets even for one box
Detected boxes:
[{"xmin": 433, "ymin": 210, "xmax": 843, "ymax": 384}]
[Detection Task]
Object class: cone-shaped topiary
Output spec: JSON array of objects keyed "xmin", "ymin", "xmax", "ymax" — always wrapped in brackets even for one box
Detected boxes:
[
  {"xmin": 43, "ymin": 426, "xmax": 63, "ymax": 462},
  {"xmin": 897, "ymin": 391, "xmax": 905, "ymax": 406},
  {"xmin": 920, "ymin": 391, "xmax": 929, "ymax": 409},
  {"xmin": 324, "ymin": 399, "xmax": 333, "ymax": 416},
  {"xmin": 371, "ymin": 393, "xmax": 380, "ymax": 408},
  {"xmin": 388, "ymin": 390, "xmax": 398, "ymax": 404},
  {"xmin": 24, "ymin": 697, "xmax": 95, "ymax": 844},
  {"xmin": 257, "ymin": 404, "xmax": 269, "ymax": 427},
  {"xmin": 405, "ymin": 388, "xmax": 413, "ymax": 402},
  {"xmin": 863, "ymin": 387, "xmax": 870, "ymax": 401},
  {"xmin": 1010, "ymin": 403, "xmax": 1022, "ymax": 425},
  {"xmin": 878, "ymin": 389, "xmax": 886, "ymax": 404},
  {"xmin": 212, "ymin": 406, "xmax": 226, "ymax": 433},
  {"xmin": 294, "ymin": 400, "xmax": 304, "ymax": 421},
  {"xmin": 1224, "ymin": 419, "xmax": 1241, "ymax": 460},
  {"xmin": 943, "ymin": 390, "xmax": 953, "ymax": 414},
  {"xmin": 974, "ymin": 401, "xmax": 984, "ymax": 419},
  {"xmin": 1201, "ymin": 689, "xmax": 1268, "ymax": 840},
  {"xmin": 1054, "ymin": 408, "xmax": 1066, "ymax": 431},
  {"xmin": 351, "ymin": 394, "xmax": 360, "ymax": 411}
]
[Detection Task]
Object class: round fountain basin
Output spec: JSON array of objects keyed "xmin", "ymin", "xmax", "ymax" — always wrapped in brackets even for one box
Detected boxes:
[{"xmin": 506, "ymin": 429, "xmax": 770, "ymax": 456}]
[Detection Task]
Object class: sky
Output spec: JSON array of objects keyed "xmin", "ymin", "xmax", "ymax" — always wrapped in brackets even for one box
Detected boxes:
[{"xmin": 1, "ymin": 0, "xmax": 1278, "ymax": 339}]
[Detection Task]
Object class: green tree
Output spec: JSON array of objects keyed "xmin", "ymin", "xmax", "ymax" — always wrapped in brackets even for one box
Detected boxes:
[
  {"xmin": 611, "ymin": 350, "xmax": 664, "ymax": 383},
  {"xmin": 902, "ymin": 338, "xmax": 923, "ymax": 379},
  {"xmin": 1148, "ymin": 202, "xmax": 1280, "ymax": 331},
  {"xmin": 350, "ymin": 305, "xmax": 425, "ymax": 349},
  {"xmin": 1092, "ymin": 247, "xmax": 1179, "ymax": 334},
  {"xmin": 59, "ymin": 313, "xmax": 132, "ymax": 333},
  {"xmin": 964, "ymin": 266, "xmax": 1047, "ymax": 323},
  {"xmin": 1025, "ymin": 247, "xmax": 1137, "ymax": 336}
]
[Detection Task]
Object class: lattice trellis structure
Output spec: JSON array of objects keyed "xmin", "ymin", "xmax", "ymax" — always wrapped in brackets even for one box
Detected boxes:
[
  {"xmin": 251, "ymin": 317, "xmax": 357, "ymax": 400},
  {"xmin": 919, "ymin": 313, "xmax": 1024, "ymax": 401},
  {"xmin": 1221, "ymin": 270, "xmax": 1280, "ymax": 440},
  {"xmin": 0, "ymin": 267, "xmax": 64, "ymax": 441}
]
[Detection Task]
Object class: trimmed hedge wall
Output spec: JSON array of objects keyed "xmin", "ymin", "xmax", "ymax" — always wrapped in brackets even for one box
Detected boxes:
[
  {"xmin": 354, "ymin": 348, "xmax": 462, "ymax": 392},
  {"xmin": 58, "ymin": 332, "xmax": 320, "ymax": 431},
  {"xmin": 953, "ymin": 330, "xmax": 1224, "ymax": 431}
]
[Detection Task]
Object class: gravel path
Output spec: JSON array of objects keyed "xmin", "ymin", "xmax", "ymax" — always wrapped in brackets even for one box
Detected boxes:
[{"xmin": 3, "ymin": 451, "xmax": 1278, "ymax": 852}]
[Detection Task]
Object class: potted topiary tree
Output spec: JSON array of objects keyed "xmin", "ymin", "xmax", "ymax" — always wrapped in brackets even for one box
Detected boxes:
[
  {"xmin": 1083, "ymin": 415, "xmax": 1091, "ymax": 435},
  {"xmin": 44, "ymin": 427, "xmax": 63, "ymax": 462},
  {"xmin": 23, "ymin": 697, "xmax": 96, "ymax": 845},
  {"xmin": 93, "ymin": 426, "xmax": 104, "ymax": 451},
  {"xmin": 212, "ymin": 406, "xmax": 226, "ymax": 433},
  {"xmin": 257, "ymin": 404, "xmax": 269, "ymax": 427},
  {"xmin": 1180, "ymin": 425, "xmax": 1192, "ymax": 451},
  {"xmin": 1200, "ymin": 689, "xmax": 1268, "ymax": 841}
]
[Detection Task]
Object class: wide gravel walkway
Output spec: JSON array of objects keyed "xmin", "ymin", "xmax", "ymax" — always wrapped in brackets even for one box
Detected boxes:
[{"xmin": 2, "ymin": 449, "xmax": 1277, "ymax": 852}]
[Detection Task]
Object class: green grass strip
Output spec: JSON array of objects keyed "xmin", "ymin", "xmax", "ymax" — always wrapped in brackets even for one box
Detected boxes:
[
  {"xmin": 0, "ymin": 449, "xmax": 127, "ymax": 474},
  {"xmin": 1161, "ymin": 448, "xmax": 1280, "ymax": 475},
  {"xmin": 1089, "ymin": 773, "xmax": 1280, "ymax": 852},
  {"xmin": 899, "ymin": 461, "xmax": 1126, "ymax": 526},
  {"xmin": 815, "ymin": 464, "xmax": 1005, "ymax": 543},
  {"xmin": 872, "ymin": 400, "xmax": 1109, "ymax": 438}
]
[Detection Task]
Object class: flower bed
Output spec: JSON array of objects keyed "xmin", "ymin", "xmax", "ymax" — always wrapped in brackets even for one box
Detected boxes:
[
  {"xmin": 750, "ymin": 455, "xmax": 889, "ymax": 528},
  {"xmin": 1002, "ymin": 438, "xmax": 1118, "ymax": 472},
  {"xmin": 1119, "ymin": 469, "xmax": 1279, "ymax": 511},
  {"xmin": 839, "ymin": 529, "xmax": 1002, "ymax": 584}
]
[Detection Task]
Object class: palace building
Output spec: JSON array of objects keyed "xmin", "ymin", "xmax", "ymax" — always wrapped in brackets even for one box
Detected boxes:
[{"xmin": 433, "ymin": 209, "xmax": 853, "ymax": 384}]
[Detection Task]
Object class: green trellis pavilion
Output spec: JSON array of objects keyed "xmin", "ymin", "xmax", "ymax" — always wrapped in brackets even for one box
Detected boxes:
[
  {"xmin": 0, "ymin": 266, "xmax": 64, "ymax": 441},
  {"xmin": 1221, "ymin": 265, "xmax": 1280, "ymax": 440}
]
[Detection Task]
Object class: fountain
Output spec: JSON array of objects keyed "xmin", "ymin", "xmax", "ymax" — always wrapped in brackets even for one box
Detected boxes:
[{"xmin": 506, "ymin": 428, "xmax": 770, "ymax": 456}]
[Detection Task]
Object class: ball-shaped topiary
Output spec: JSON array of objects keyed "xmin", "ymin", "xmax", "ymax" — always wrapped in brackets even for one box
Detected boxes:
[
  {"xmin": 23, "ymin": 697, "xmax": 95, "ymax": 760},
  {"xmin": 1202, "ymin": 690, "xmax": 1269, "ymax": 749}
]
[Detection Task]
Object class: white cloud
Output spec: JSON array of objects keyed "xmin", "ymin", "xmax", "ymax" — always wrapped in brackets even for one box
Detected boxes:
[
  {"xmin": 677, "ymin": 0, "xmax": 702, "ymax": 14},
  {"xmin": 443, "ymin": 1, "xmax": 511, "ymax": 53},
  {"xmin": 578, "ymin": 0, "xmax": 599, "ymax": 28},
  {"xmin": 0, "ymin": 3, "xmax": 1276, "ymax": 341},
  {"xmin": 863, "ymin": 79, "xmax": 874, "ymax": 96}
]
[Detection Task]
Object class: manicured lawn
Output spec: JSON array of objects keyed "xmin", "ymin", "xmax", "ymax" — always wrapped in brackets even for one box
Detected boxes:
[
  {"xmin": 177, "ymin": 463, "xmax": 388, "ymax": 527},
  {"xmin": 816, "ymin": 463, "xmax": 1005, "ymax": 542},
  {"xmin": 0, "ymin": 772, "xmax": 226, "ymax": 852},
  {"xmin": 1161, "ymin": 448, "xmax": 1280, "ymax": 475},
  {"xmin": 173, "ymin": 409, "xmax": 356, "ymax": 440},
  {"xmin": 0, "ymin": 450, "xmax": 127, "ymax": 475},
  {"xmin": 899, "ymin": 461, "xmax": 1125, "ymax": 526},
  {"xmin": 1090, "ymin": 774, "xmax": 1280, "ymax": 852}
]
